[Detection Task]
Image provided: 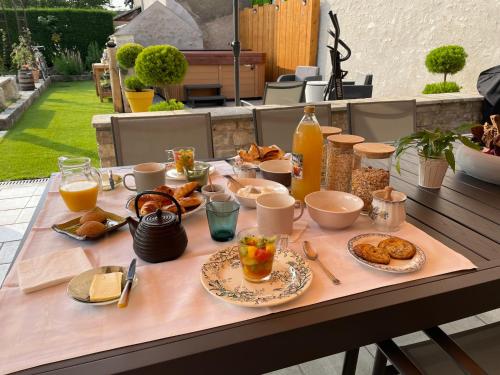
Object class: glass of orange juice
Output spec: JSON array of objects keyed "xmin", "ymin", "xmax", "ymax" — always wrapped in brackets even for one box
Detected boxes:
[{"xmin": 58, "ymin": 157, "xmax": 102, "ymax": 211}]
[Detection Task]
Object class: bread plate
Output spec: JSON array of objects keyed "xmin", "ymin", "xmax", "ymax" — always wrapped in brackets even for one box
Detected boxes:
[{"xmin": 125, "ymin": 191, "xmax": 206, "ymax": 219}]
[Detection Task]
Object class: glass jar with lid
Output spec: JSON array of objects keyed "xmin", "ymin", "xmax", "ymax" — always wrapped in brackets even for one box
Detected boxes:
[
  {"xmin": 351, "ymin": 143, "xmax": 396, "ymax": 213},
  {"xmin": 326, "ymin": 134, "xmax": 365, "ymax": 192},
  {"xmin": 320, "ymin": 126, "xmax": 342, "ymax": 187}
]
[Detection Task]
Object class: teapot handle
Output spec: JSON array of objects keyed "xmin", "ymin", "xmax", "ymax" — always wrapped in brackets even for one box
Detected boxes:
[{"xmin": 134, "ymin": 191, "xmax": 182, "ymax": 225}]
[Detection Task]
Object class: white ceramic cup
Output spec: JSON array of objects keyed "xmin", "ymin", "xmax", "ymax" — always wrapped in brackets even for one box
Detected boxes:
[
  {"xmin": 256, "ymin": 193, "xmax": 304, "ymax": 236},
  {"xmin": 123, "ymin": 162, "xmax": 166, "ymax": 192}
]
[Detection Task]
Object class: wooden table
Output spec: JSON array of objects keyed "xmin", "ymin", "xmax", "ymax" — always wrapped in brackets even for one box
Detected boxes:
[
  {"xmin": 92, "ymin": 63, "xmax": 111, "ymax": 103},
  {"xmin": 14, "ymin": 149, "xmax": 500, "ymax": 374}
]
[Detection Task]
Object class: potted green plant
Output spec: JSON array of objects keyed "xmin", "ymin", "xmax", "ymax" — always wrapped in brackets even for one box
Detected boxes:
[
  {"xmin": 395, "ymin": 126, "xmax": 480, "ymax": 188},
  {"xmin": 134, "ymin": 45, "xmax": 188, "ymax": 99},
  {"xmin": 116, "ymin": 43, "xmax": 144, "ymax": 70},
  {"xmin": 148, "ymin": 99, "xmax": 184, "ymax": 112},
  {"xmin": 124, "ymin": 75, "xmax": 154, "ymax": 112},
  {"xmin": 423, "ymin": 45, "xmax": 467, "ymax": 94},
  {"xmin": 10, "ymin": 33, "xmax": 35, "ymax": 90}
]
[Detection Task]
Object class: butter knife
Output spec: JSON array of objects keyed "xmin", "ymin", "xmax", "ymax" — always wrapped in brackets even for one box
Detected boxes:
[
  {"xmin": 109, "ymin": 170, "xmax": 115, "ymax": 190},
  {"xmin": 118, "ymin": 258, "xmax": 136, "ymax": 308}
]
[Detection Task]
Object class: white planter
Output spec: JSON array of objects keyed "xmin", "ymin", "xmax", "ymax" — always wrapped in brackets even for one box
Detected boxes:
[
  {"xmin": 456, "ymin": 144, "xmax": 500, "ymax": 185},
  {"xmin": 418, "ymin": 155, "xmax": 448, "ymax": 188}
]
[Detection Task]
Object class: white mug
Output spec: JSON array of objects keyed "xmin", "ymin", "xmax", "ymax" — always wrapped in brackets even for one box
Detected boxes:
[
  {"xmin": 123, "ymin": 162, "xmax": 166, "ymax": 192},
  {"xmin": 256, "ymin": 193, "xmax": 304, "ymax": 236}
]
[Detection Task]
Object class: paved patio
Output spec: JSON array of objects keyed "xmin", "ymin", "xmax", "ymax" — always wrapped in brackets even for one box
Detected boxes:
[{"xmin": 0, "ymin": 178, "xmax": 498, "ymax": 374}]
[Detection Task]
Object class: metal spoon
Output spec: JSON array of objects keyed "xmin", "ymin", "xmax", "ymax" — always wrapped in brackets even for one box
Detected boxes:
[{"xmin": 302, "ymin": 241, "xmax": 341, "ymax": 285}]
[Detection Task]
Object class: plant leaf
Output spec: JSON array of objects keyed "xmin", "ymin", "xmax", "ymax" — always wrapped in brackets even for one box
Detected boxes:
[
  {"xmin": 458, "ymin": 135, "xmax": 481, "ymax": 150},
  {"xmin": 444, "ymin": 148, "xmax": 455, "ymax": 172}
]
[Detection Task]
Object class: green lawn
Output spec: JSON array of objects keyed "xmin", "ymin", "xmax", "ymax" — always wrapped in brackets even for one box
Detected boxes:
[{"xmin": 0, "ymin": 81, "xmax": 113, "ymax": 181}]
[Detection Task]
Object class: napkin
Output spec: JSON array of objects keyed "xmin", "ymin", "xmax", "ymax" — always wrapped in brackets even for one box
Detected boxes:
[{"xmin": 17, "ymin": 247, "xmax": 92, "ymax": 293}]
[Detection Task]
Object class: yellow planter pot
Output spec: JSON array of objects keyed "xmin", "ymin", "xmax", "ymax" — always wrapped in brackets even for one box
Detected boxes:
[{"xmin": 125, "ymin": 89, "xmax": 154, "ymax": 112}]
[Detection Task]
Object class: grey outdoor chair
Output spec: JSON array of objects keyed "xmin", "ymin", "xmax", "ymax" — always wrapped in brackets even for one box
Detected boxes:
[
  {"xmin": 343, "ymin": 73, "xmax": 373, "ymax": 99},
  {"xmin": 347, "ymin": 100, "xmax": 416, "ymax": 142},
  {"xmin": 263, "ymin": 82, "xmax": 306, "ymax": 105},
  {"xmin": 111, "ymin": 113, "xmax": 213, "ymax": 166},
  {"xmin": 253, "ymin": 104, "xmax": 332, "ymax": 152},
  {"xmin": 277, "ymin": 66, "xmax": 322, "ymax": 82}
]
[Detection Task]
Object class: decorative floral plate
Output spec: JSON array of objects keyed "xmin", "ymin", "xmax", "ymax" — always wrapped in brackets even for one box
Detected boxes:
[
  {"xmin": 200, "ymin": 246, "xmax": 313, "ymax": 307},
  {"xmin": 347, "ymin": 233, "xmax": 426, "ymax": 273}
]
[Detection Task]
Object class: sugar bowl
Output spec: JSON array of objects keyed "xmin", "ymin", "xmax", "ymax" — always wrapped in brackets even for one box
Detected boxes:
[{"xmin": 369, "ymin": 186, "xmax": 406, "ymax": 232}]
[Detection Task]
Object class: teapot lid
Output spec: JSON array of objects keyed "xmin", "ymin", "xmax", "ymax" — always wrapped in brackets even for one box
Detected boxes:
[{"xmin": 142, "ymin": 209, "xmax": 178, "ymax": 227}]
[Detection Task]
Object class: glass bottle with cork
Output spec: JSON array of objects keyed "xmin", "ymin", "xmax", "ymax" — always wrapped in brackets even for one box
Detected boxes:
[{"xmin": 291, "ymin": 106, "xmax": 323, "ymax": 201}]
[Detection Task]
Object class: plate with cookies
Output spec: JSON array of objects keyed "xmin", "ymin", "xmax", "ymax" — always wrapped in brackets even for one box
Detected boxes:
[
  {"xmin": 347, "ymin": 233, "xmax": 426, "ymax": 273},
  {"xmin": 126, "ymin": 182, "xmax": 206, "ymax": 219}
]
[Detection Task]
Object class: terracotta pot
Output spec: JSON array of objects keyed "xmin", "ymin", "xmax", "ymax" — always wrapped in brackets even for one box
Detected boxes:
[
  {"xmin": 418, "ymin": 155, "xmax": 448, "ymax": 188},
  {"xmin": 32, "ymin": 69, "xmax": 40, "ymax": 82},
  {"xmin": 124, "ymin": 89, "xmax": 154, "ymax": 112}
]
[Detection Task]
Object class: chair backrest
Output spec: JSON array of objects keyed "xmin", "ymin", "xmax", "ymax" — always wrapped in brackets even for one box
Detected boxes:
[
  {"xmin": 111, "ymin": 113, "xmax": 213, "ymax": 166},
  {"xmin": 347, "ymin": 100, "xmax": 416, "ymax": 142},
  {"xmin": 263, "ymin": 82, "xmax": 305, "ymax": 105},
  {"xmin": 354, "ymin": 73, "xmax": 373, "ymax": 86},
  {"xmin": 253, "ymin": 104, "xmax": 332, "ymax": 152},
  {"xmin": 295, "ymin": 66, "xmax": 320, "ymax": 81}
]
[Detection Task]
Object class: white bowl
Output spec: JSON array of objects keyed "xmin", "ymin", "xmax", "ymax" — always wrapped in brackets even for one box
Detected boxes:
[
  {"xmin": 305, "ymin": 191, "xmax": 364, "ymax": 229},
  {"xmin": 226, "ymin": 178, "xmax": 288, "ymax": 208},
  {"xmin": 456, "ymin": 144, "xmax": 500, "ymax": 185}
]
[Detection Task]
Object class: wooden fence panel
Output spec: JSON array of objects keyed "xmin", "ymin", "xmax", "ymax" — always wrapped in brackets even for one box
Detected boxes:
[{"xmin": 240, "ymin": 0, "xmax": 320, "ymax": 82}]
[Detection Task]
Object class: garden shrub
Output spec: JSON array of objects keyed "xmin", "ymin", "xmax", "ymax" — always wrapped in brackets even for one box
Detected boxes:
[
  {"xmin": 135, "ymin": 45, "xmax": 188, "ymax": 86},
  {"xmin": 85, "ymin": 41, "xmax": 102, "ymax": 69},
  {"xmin": 116, "ymin": 43, "xmax": 143, "ymax": 69},
  {"xmin": 53, "ymin": 49, "xmax": 84, "ymax": 75},
  {"xmin": 423, "ymin": 45, "xmax": 467, "ymax": 94},
  {"xmin": 0, "ymin": 8, "xmax": 113, "ymax": 68},
  {"xmin": 423, "ymin": 82, "xmax": 460, "ymax": 94},
  {"xmin": 124, "ymin": 75, "xmax": 147, "ymax": 91},
  {"xmin": 149, "ymin": 100, "xmax": 184, "ymax": 111}
]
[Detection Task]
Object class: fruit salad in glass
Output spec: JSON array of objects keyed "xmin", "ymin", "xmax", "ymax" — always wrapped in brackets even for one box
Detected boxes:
[
  {"xmin": 166, "ymin": 147, "xmax": 195, "ymax": 174},
  {"xmin": 238, "ymin": 228, "xmax": 277, "ymax": 282}
]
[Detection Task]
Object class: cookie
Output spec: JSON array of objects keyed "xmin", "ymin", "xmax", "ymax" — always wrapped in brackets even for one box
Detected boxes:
[
  {"xmin": 378, "ymin": 237, "xmax": 416, "ymax": 260},
  {"xmin": 353, "ymin": 243, "xmax": 391, "ymax": 265}
]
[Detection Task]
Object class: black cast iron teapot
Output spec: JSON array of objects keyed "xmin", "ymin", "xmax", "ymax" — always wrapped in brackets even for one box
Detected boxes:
[{"xmin": 126, "ymin": 191, "xmax": 188, "ymax": 263}]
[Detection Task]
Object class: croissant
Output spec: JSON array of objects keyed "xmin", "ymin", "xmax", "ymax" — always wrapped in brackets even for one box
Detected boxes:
[
  {"xmin": 162, "ymin": 204, "xmax": 186, "ymax": 214},
  {"xmin": 139, "ymin": 201, "xmax": 161, "ymax": 216},
  {"xmin": 178, "ymin": 196, "xmax": 202, "ymax": 208},
  {"xmin": 174, "ymin": 181, "xmax": 199, "ymax": 198}
]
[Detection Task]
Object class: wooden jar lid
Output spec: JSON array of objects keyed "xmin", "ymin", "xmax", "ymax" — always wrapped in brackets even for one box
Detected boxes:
[
  {"xmin": 321, "ymin": 126, "xmax": 342, "ymax": 138},
  {"xmin": 353, "ymin": 142, "xmax": 396, "ymax": 158},
  {"xmin": 327, "ymin": 134, "xmax": 365, "ymax": 147}
]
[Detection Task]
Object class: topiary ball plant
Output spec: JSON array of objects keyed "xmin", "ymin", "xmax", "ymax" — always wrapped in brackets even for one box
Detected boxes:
[
  {"xmin": 425, "ymin": 45, "xmax": 467, "ymax": 82},
  {"xmin": 116, "ymin": 43, "xmax": 144, "ymax": 69},
  {"xmin": 124, "ymin": 75, "xmax": 147, "ymax": 92},
  {"xmin": 423, "ymin": 82, "xmax": 460, "ymax": 94},
  {"xmin": 135, "ymin": 45, "xmax": 188, "ymax": 87},
  {"xmin": 148, "ymin": 99, "xmax": 185, "ymax": 112}
]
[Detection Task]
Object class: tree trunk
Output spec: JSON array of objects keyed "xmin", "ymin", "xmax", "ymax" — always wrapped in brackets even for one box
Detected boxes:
[{"xmin": 444, "ymin": 73, "xmax": 448, "ymax": 83}]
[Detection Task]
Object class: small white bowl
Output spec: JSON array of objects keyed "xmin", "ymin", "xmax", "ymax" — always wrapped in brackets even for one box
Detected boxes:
[
  {"xmin": 226, "ymin": 177, "xmax": 288, "ymax": 208},
  {"xmin": 305, "ymin": 191, "xmax": 363, "ymax": 229},
  {"xmin": 201, "ymin": 184, "xmax": 225, "ymax": 198}
]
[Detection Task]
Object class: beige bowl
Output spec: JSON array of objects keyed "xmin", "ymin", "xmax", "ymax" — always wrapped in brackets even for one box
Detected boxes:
[
  {"xmin": 259, "ymin": 160, "xmax": 292, "ymax": 187},
  {"xmin": 305, "ymin": 191, "xmax": 363, "ymax": 229},
  {"xmin": 226, "ymin": 177, "xmax": 288, "ymax": 208}
]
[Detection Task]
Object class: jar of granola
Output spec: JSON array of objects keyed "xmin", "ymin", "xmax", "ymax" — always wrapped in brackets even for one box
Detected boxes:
[
  {"xmin": 326, "ymin": 134, "xmax": 365, "ymax": 192},
  {"xmin": 352, "ymin": 143, "xmax": 395, "ymax": 213},
  {"xmin": 320, "ymin": 126, "xmax": 342, "ymax": 187}
]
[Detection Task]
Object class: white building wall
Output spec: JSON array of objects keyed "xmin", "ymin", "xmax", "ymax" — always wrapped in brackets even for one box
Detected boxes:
[{"xmin": 318, "ymin": 0, "xmax": 500, "ymax": 97}]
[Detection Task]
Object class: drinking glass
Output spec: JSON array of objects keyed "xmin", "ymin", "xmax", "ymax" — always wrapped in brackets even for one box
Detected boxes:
[
  {"xmin": 184, "ymin": 162, "xmax": 210, "ymax": 187},
  {"xmin": 166, "ymin": 147, "xmax": 195, "ymax": 174},
  {"xmin": 237, "ymin": 227, "xmax": 278, "ymax": 282},
  {"xmin": 205, "ymin": 201, "xmax": 240, "ymax": 242}
]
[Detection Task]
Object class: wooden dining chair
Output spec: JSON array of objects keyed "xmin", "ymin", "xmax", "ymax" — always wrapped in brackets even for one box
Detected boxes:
[
  {"xmin": 253, "ymin": 104, "xmax": 332, "ymax": 152},
  {"xmin": 111, "ymin": 113, "xmax": 213, "ymax": 166},
  {"xmin": 347, "ymin": 100, "xmax": 416, "ymax": 142}
]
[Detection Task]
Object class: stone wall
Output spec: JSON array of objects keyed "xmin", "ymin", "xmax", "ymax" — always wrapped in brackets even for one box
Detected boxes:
[{"xmin": 92, "ymin": 93, "xmax": 483, "ymax": 167}]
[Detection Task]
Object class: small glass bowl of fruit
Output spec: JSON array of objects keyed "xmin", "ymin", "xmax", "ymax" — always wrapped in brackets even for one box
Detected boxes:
[{"xmin": 238, "ymin": 228, "xmax": 278, "ymax": 282}]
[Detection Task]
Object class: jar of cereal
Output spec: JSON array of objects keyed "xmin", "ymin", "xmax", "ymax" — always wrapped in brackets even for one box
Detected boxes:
[
  {"xmin": 326, "ymin": 134, "xmax": 365, "ymax": 192},
  {"xmin": 320, "ymin": 126, "xmax": 342, "ymax": 187},
  {"xmin": 352, "ymin": 143, "xmax": 395, "ymax": 213}
]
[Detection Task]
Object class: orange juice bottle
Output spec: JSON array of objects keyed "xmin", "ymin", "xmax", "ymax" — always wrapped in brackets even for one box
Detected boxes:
[
  {"xmin": 291, "ymin": 106, "xmax": 323, "ymax": 201},
  {"xmin": 59, "ymin": 181, "xmax": 99, "ymax": 211}
]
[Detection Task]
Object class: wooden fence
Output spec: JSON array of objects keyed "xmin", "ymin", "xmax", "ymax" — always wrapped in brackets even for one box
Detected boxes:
[{"xmin": 240, "ymin": 0, "xmax": 320, "ymax": 82}]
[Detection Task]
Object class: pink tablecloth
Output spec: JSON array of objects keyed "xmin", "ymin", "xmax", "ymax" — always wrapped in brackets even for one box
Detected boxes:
[{"xmin": 0, "ymin": 163, "xmax": 476, "ymax": 374}]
